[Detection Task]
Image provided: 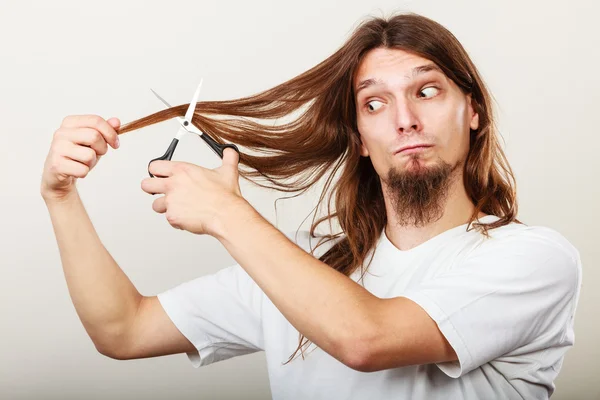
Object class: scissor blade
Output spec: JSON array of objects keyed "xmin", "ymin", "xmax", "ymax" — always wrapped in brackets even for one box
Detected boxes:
[
  {"xmin": 174, "ymin": 126, "xmax": 188, "ymax": 140},
  {"xmin": 150, "ymin": 88, "xmax": 172, "ymax": 108},
  {"xmin": 184, "ymin": 78, "xmax": 203, "ymax": 122}
]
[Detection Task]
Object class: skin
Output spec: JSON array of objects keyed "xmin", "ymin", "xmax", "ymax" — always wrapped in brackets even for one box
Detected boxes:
[
  {"xmin": 42, "ymin": 47, "xmax": 488, "ymax": 373},
  {"xmin": 134, "ymin": 47, "xmax": 484, "ymax": 370},
  {"xmin": 354, "ymin": 47, "xmax": 485, "ymax": 250}
]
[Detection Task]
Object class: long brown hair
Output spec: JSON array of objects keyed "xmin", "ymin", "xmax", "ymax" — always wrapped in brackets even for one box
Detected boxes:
[{"xmin": 117, "ymin": 12, "xmax": 519, "ymax": 364}]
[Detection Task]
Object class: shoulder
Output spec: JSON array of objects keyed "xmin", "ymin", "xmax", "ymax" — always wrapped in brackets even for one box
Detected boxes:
[
  {"xmin": 477, "ymin": 221, "xmax": 580, "ymax": 264},
  {"xmin": 466, "ymin": 221, "xmax": 582, "ymax": 293}
]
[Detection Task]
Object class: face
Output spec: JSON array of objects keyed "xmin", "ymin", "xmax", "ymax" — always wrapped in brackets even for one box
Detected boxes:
[
  {"xmin": 353, "ymin": 48, "xmax": 480, "ymax": 226},
  {"xmin": 354, "ymin": 47, "xmax": 479, "ymax": 179}
]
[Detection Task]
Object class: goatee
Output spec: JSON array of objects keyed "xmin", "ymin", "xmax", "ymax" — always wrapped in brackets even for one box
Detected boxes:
[{"xmin": 384, "ymin": 155, "xmax": 460, "ymax": 227}]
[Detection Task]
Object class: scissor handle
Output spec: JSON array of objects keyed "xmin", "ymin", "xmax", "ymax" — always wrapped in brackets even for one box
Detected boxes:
[
  {"xmin": 199, "ymin": 133, "xmax": 239, "ymax": 158},
  {"xmin": 148, "ymin": 135, "xmax": 239, "ymax": 179},
  {"xmin": 148, "ymin": 138, "xmax": 179, "ymax": 178}
]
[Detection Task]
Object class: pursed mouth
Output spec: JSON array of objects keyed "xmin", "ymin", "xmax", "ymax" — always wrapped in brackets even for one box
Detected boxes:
[{"xmin": 395, "ymin": 144, "xmax": 434, "ymax": 154}]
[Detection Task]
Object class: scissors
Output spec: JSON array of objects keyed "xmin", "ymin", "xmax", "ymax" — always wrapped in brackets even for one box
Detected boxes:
[{"xmin": 148, "ymin": 79, "xmax": 240, "ymax": 178}]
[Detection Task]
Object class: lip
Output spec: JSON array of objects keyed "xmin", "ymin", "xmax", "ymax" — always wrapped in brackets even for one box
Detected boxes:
[{"xmin": 395, "ymin": 144, "xmax": 434, "ymax": 154}]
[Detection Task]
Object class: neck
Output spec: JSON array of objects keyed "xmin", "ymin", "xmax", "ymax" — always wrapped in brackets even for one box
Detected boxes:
[{"xmin": 382, "ymin": 171, "xmax": 487, "ymax": 251}]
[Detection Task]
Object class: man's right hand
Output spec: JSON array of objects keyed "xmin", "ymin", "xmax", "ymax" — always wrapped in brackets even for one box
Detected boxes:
[{"xmin": 41, "ymin": 115, "xmax": 121, "ymax": 201}]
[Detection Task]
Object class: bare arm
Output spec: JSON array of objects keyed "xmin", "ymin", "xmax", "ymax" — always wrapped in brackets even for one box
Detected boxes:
[
  {"xmin": 215, "ymin": 203, "xmax": 457, "ymax": 372},
  {"xmin": 44, "ymin": 190, "xmax": 142, "ymax": 354},
  {"xmin": 44, "ymin": 191, "xmax": 196, "ymax": 358},
  {"xmin": 42, "ymin": 115, "xmax": 194, "ymax": 359}
]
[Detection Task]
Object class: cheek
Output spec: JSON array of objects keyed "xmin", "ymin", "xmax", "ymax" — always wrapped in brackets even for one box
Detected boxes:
[
  {"xmin": 357, "ymin": 121, "xmax": 389, "ymax": 173},
  {"xmin": 455, "ymin": 103, "xmax": 472, "ymax": 153},
  {"xmin": 451, "ymin": 115, "xmax": 472, "ymax": 160},
  {"xmin": 356, "ymin": 118, "xmax": 370, "ymax": 153},
  {"xmin": 356, "ymin": 116, "xmax": 382, "ymax": 151},
  {"xmin": 431, "ymin": 102, "xmax": 471, "ymax": 161}
]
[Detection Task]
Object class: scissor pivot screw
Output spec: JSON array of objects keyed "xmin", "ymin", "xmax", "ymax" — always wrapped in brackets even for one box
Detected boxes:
[{"xmin": 184, "ymin": 121, "xmax": 189, "ymax": 126}]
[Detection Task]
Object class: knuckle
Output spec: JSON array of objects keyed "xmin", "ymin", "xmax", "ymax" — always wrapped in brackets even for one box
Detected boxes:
[
  {"xmin": 53, "ymin": 128, "xmax": 64, "ymax": 140},
  {"xmin": 92, "ymin": 129, "xmax": 103, "ymax": 142},
  {"xmin": 85, "ymin": 148, "xmax": 97, "ymax": 163},
  {"xmin": 49, "ymin": 160, "xmax": 61, "ymax": 174},
  {"xmin": 166, "ymin": 212, "xmax": 178, "ymax": 224},
  {"xmin": 50, "ymin": 141, "xmax": 64, "ymax": 156},
  {"xmin": 174, "ymin": 163, "xmax": 188, "ymax": 173},
  {"xmin": 93, "ymin": 115, "xmax": 104, "ymax": 126}
]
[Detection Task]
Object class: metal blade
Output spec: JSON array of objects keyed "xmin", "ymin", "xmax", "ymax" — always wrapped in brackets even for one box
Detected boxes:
[
  {"xmin": 174, "ymin": 126, "xmax": 188, "ymax": 140},
  {"xmin": 150, "ymin": 88, "xmax": 172, "ymax": 108},
  {"xmin": 184, "ymin": 78, "xmax": 203, "ymax": 122}
]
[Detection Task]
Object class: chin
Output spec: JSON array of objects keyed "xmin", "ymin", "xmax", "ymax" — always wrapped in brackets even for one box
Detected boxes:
[
  {"xmin": 404, "ymin": 154, "xmax": 434, "ymax": 168},
  {"xmin": 398, "ymin": 154, "xmax": 453, "ymax": 175}
]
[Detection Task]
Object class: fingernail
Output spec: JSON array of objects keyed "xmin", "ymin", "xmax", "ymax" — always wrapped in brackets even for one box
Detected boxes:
[{"xmin": 115, "ymin": 137, "xmax": 120, "ymax": 148}]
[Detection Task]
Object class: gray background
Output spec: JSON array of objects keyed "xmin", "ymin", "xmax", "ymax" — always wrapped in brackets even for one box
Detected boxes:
[{"xmin": 1, "ymin": 0, "xmax": 598, "ymax": 399}]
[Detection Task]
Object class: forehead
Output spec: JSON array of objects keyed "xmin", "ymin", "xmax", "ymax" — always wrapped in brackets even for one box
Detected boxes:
[{"xmin": 353, "ymin": 48, "xmax": 446, "ymax": 88}]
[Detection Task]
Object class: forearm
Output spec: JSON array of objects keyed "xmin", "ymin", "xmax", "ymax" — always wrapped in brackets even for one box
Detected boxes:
[
  {"xmin": 216, "ymin": 202, "xmax": 381, "ymax": 366},
  {"xmin": 43, "ymin": 189, "xmax": 142, "ymax": 352}
]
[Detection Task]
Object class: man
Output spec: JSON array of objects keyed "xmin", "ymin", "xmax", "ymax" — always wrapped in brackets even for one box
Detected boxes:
[{"xmin": 42, "ymin": 13, "xmax": 581, "ymax": 399}]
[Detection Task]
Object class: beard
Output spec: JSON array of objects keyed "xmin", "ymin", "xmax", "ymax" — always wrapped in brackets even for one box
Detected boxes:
[{"xmin": 383, "ymin": 154, "xmax": 461, "ymax": 227}]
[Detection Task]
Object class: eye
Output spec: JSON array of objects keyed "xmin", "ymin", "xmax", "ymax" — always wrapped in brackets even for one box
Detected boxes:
[
  {"xmin": 419, "ymin": 87, "xmax": 440, "ymax": 98},
  {"xmin": 365, "ymin": 100, "xmax": 384, "ymax": 113}
]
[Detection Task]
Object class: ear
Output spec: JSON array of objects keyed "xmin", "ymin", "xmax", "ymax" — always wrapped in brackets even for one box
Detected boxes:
[
  {"xmin": 357, "ymin": 131, "xmax": 369, "ymax": 157},
  {"xmin": 360, "ymin": 140, "xmax": 369, "ymax": 157},
  {"xmin": 467, "ymin": 94, "xmax": 480, "ymax": 131}
]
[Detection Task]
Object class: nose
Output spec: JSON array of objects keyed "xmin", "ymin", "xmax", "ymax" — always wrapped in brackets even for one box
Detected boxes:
[{"xmin": 395, "ymin": 99, "xmax": 422, "ymax": 134}]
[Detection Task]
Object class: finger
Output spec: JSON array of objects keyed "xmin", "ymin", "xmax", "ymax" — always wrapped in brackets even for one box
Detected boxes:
[
  {"xmin": 108, "ymin": 117, "xmax": 121, "ymax": 148},
  {"xmin": 61, "ymin": 127, "xmax": 109, "ymax": 157},
  {"xmin": 152, "ymin": 195, "xmax": 167, "ymax": 214},
  {"xmin": 148, "ymin": 160, "xmax": 177, "ymax": 178},
  {"xmin": 61, "ymin": 115, "xmax": 120, "ymax": 149},
  {"xmin": 141, "ymin": 176, "xmax": 170, "ymax": 195},
  {"xmin": 62, "ymin": 141, "xmax": 98, "ymax": 168},
  {"xmin": 57, "ymin": 156, "xmax": 91, "ymax": 178}
]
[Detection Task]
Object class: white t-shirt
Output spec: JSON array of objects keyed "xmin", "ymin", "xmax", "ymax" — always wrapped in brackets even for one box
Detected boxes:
[{"xmin": 157, "ymin": 215, "xmax": 582, "ymax": 399}]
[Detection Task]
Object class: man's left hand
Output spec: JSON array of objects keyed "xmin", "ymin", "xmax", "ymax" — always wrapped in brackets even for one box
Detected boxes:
[{"xmin": 141, "ymin": 148, "xmax": 246, "ymax": 236}]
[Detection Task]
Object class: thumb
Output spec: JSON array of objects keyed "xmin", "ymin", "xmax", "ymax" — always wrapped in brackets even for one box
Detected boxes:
[
  {"xmin": 221, "ymin": 147, "xmax": 240, "ymax": 172},
  {"xmin": 107, "ymin": 117, "xmax": 121, "ymax": 129}
]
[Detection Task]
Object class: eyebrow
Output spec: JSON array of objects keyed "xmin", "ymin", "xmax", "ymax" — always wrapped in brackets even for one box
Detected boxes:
[{"xmin": 354, "ymin": 63, "xmax": 444, "ymax": 95}]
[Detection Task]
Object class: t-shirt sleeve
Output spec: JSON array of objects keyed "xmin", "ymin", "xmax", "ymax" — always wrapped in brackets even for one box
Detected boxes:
[
  {"xmin": 156, "ymin": 263, "xmax": 264, "ymax": 368},
  {"xmin": 401, "ymin": 228, "xmax": 582, "ymax": 378}
]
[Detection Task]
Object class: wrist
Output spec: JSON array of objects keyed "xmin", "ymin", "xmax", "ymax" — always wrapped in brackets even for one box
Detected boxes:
[
  {"xmin": 41, "ymin": 187, "xmax": 79, "ymax": 206},
  {"xmin": 213, "ymin": 197, "xmax": 260, "ymax": 243}
]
